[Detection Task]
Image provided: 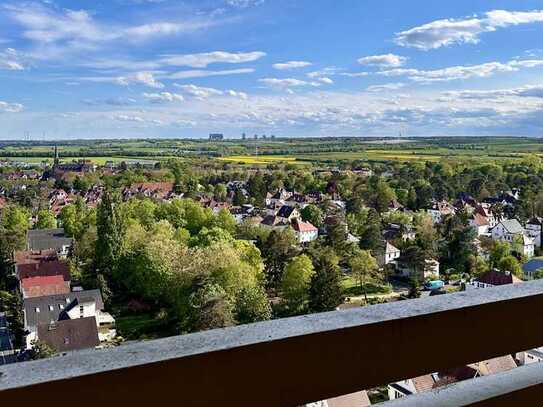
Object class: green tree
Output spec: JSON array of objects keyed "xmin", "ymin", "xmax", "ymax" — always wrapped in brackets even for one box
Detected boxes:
[
  {"xmin": 96, "ymin": 190, "xmax": 125, "ymax": 278},
  {"xmin": 489, "ymin": 240, "xmax": 510, "ymax": 268},
  {"xmin": 261, "ymin": 229, "xmax": 298, "ymax": 289},
  {"xmin": 301, "ymin": 205, "xmax": 324, "ymax": 228},
  {"xmin": 281, "ymin": 254, "xmax": 315, "ymax": 314},
  {"xmin": 187, "ymin": 279, "xmax": 235, "ymax": 332},
  {"xmin": 498, "ymin": 256, "xmax": 522, "ymax": 277},
  {"xmin": 309, "ymin": 248, "xmax": 344, "ymax": 312},
  {"xmin": 235, "ymin": 285, "xmax": 271, "ymax": 324},
  {"xmin": 35, "ymin": 208, "xmax": 57, "ymax": 229},
  {"xmin": 349, "ymin": 249, "xmax": 382, "ymax": 304},
  {"xmin": 29, "ymin": 340, "xmax": 57, "ymax": 360}
]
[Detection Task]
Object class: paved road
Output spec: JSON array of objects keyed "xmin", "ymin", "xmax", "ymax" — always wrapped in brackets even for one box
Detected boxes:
[{"xmin": 0, "ymin": 312, "xmax": 16, "ymax": 365}]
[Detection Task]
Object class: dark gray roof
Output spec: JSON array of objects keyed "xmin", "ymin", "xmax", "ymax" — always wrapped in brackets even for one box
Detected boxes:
[
  {"xmin": 522, "ymin": 259, "xmax": 543, "ymax": 274},
  {"xmin": 37, "ymin": 317, "xmax": 100, "ymax": 352},
  {"xmin": 27, "ymin": 228, "xmax": 73, "ymax": 251},
  {"xmin": 24, "ymin": 289, "xmax": 104, "ymax": 328}
]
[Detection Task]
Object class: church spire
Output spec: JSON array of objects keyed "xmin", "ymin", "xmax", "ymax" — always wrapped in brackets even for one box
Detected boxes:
[{"xmin": 54, "ymin": 145, "xmax": 59, "ymax": 166}]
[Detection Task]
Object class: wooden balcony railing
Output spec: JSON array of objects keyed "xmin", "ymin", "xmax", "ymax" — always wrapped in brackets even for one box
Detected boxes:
[{"xmin": 1, "ymin": 280, "xmax": 543, "ymax": 406}]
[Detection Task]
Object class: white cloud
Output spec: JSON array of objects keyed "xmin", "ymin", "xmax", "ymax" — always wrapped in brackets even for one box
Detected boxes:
[
  {"xmin": 395, "ymin": 9, "xmax": 543, "ymax": 50},
  {"xmin": 174, "ymin": 84, "xmax": 224, "ymax": 99},
  {"xmin": 444, "ymin": 85, "xmax": 543, "ymax": 100},
  {"xmin": 117, "ymin": 72, "xmax": 164, "ymax": 88},
  {"xmin": 358, "ymin": 54, "xmax": 407, "ymax": 68},
  {"xmin": 0, "ymin": 48, "xmax": 26, "ymax": 70},
  {"xmin": 307, "ymin": 67, "xmax": 342, "ymax": 78},
  {"xmin": 341, "ymin": 72, "xmax": 370, "ymax": 77},
  {"xmin": 227, "ymin": 90, "xmax": 248, "ymax": 99},
  {"xmin": 317, "ymin": 77, "xmax": 334, "ymax": 84},
  {"xmin": 174, "ymin": 84, "xmax": 248, "ymax": 100},
  {"xmin": 226, "ymin": 0, "xmax": 265, "ymax": 8},
  {"xmin": 3, "ymin": 2, "xmax": 217, "ymax": 60},
  {"xmin": 273, "ymin": 61, "xmax": 312, "ymax": 70},
  {"xmin": 143, "ymin": 92, "xmax": 184, "ymax": 103},
  {"xmin": 259, "ymin": 78, "xmax": 321, "ymax": 90},
  {"xmin": 377, "ymin": 59, "xmax": 543, "ymax": 82},
  {"xmin": 0, "ymin": 101, "xmax": 24, "ymax": 112},
  {"xmin": 366, "ymin": 83, "xmax": 406, "ymax": 92},
  {"xmin": 159, "ymin": 51, "xmax": 266, "ymax": 68},
  {"xmin": 167, "ymin": 68, "xmax": 254, "ymax": 79}
]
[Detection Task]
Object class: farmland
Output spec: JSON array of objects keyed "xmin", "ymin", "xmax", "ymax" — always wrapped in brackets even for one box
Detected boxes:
[{"xmin": 1, "ymin": 136, "xmax": 543, "ymax": 167}]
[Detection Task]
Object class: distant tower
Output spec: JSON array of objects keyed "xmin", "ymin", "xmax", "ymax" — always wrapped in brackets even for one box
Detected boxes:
[
  {"xmin": 54, "ymin": 145, "xmax": 60, "ymax": 167},
  {"xmin": 242, "ymin": 133, "xmax": 247, "ymax": 140}
]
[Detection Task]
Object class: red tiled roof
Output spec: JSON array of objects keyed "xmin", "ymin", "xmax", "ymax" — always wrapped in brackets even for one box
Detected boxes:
[
  {"xmin": 21, "ymin": 275, "xmax": 71, "ymax": 298},
  {"xmin": 472, "ymin": 213, "xmax": 489, "ymax": 227},
  {"xmin": 21, "ymin": 275, "xmax": 65, "ymax": 289},
  {"xmin": 17, "ymin": 260, "xmax": 71, "ymax": 281},
  {"xmin": 14, "ymin": 250, "xmax": 58, "ymax": 265},
  {"xmin": 292, "ymin": 221, "xmax": 317, "ymax": 233}
]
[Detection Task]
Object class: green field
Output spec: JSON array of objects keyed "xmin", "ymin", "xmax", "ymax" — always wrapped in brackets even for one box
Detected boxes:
[{"xmin": 1, "ymin": 137, "xmax": 542, "ymax": 166}]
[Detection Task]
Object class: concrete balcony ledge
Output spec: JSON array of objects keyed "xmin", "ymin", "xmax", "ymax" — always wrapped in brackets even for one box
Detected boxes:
[{"xmin": 2, "ymin": 280, "xmax": 543, "ymax": 406}]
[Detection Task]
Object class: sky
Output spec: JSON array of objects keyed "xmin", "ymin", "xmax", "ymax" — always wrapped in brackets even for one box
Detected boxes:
[{"xmin": 0, "ymin": 0, "xmax": 543, "ymax": 139}]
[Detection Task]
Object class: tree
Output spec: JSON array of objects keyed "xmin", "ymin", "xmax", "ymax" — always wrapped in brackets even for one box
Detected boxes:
[
  {"xmin": 261, "ymin": 229, "xmax": 298, "ymax": 289},
  {"xmin": 0, "ymin": 243, "xmax": 15, "ymax": 291},
  {"xmin": 498, "ymin": 256, "xmax": 522, "ymax": 277},
  {"xmin": 399, "ymin": 246, "xmax": 428, "ymax": 282},
  {"xmin": 309, "ymin": 248, "xmax": 344, "ymax": 312},
  {"xmin": 349, "ymin": 249, "xmax": 382, "ymax": 304},
  {"xmin": 96, "ymin": 190, "xmax": 125, "ymax": 278},
  {"xmin": 364, "ymin": 178, "xmax": 396, "ymax": 213},
  {"xmin": 359, "ymin": 209, "xmax": 383, "ymax": 253},
  {"xmin": 235, "ymin": 285, "xmax": 272, "ymax": 324},
  {"xmin": 187, "ymin": 279, "xmax": 235, "ymax": 332},
  {"xmin": 212, "ymin": 209, "xmax": 237, "ymax": 235},
  {"xmin": 301, "ymin": 205, "xmax": 324, "ymax": 228},
  {"xmin": 248, "ymin": 173, "xmax": 267, "ymax": 206},
  {"xmin": 407, "ymin": 278, "xmax": 421, "ymax": 299},
  {"xmin": 214, "ymin": 184, "xmax": 227, "ymax": 201},
  {"xmin": 28, "ymin": 340, "xmax": 56, "ymax": 360},
  {"xmin": 489, "ymin": 240, "xmax": 510, "ymax": 268},
  {"xmin": 35, "ymin": 208, "xmax": 56, "ymax": 229},
  {"xmin": 281, "ymin": 254, "xmax": 315, "ymax": 314}
]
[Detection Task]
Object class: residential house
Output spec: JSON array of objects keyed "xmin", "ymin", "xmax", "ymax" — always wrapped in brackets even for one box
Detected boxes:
[
  {"xmin": 517, "ymin": 347, "xmax": 543, "ymax": 366},
  {"xmin": 491, "ymin": 219, "xmax": 534, "ymax": 258},
  {"xmin": 383, "ymin": 224, "xmax": 416, "ymax": 242},
  {"xmin": 388, "ymin": 356, "xmax": 517, "ymax": 401},
  {"xmin": 266, "ymin": 188, "xmax": 292, "ymax": 206},
  {"xmin": 525, "ymin": 217, "xmax": 542, "ymax": 248},
  {"xmin": 26, "ymin": 228, "xmax": 73, "ymax": 256},
  {"xmin": 37, "ymin": 317, "xmax": 100, "ymax": 353},
  {"xmin": 427, "ymin": 201, "xmax": 456, "ymax": 224},
  {"xmin": 469, "ymin": 213, "xmax": 490, "ymax": 237},
  {"xmin": 474, "ymin": 204, "xmax": 499, "ymax": 229},
  {"xmin": 465, "ymin": 270, "xmax": 522, "ymax": 290},
  {"xmin": 122, "ymin": 182, "xmax": 175, "ymax": 201},
  {"xmin": 379, "ymin": 242, "xmax": 401, "ymax": 267},
  {"xmin": 20, "ymin": 275, "xmax": 70, "ymax": 299},
  {"xmin": 291, "ymin": 220, "xmax": 319, "ymax": 244},
  {"xmin": 522, "ymin": 258, "xmax": 543, "ymax": 280},
  {"xmin": 23, "ymin": 289, "xmax": 115, "ymax": 348},
  {"xmin": 276, "ymin": 205, "xmax": 301, "ymax": 223},
  {"xmin": 396, "ymin": 259, "xmax": 440, "ymax": 281}
]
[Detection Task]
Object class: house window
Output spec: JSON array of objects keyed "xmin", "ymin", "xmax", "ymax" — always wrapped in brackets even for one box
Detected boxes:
[
  {"xmin": 35, "ymin": 307, "xmax": 40, "ymax": 313},
  {"xmin": 59, "ymin": 304, "xmax": 64, "ymax": 310},
  {"xmin": 65, "ymin": 298, "xmax": 70, "ymax": 303},
  {"xmin": 49, "ymin": 305, "xmax": 54, "ymax": 311}
]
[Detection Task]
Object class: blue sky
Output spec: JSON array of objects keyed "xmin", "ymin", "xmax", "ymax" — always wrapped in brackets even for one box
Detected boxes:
[{"xmin": 1, "ymin": 0, "xmax": 543, "ymax": 139}]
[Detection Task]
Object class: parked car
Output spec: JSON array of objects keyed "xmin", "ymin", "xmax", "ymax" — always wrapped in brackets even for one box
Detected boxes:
[{"xmin": 424, "ymin": 280, "xmax": 445, "ymax": 291}]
